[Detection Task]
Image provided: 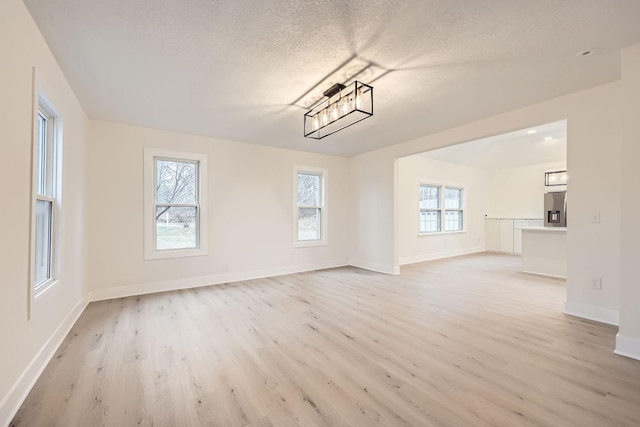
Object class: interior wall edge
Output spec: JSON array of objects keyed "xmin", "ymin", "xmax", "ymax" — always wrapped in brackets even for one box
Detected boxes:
[
  {"xmin": 0, "ymin": 297, "xmax": 88, "ymax": 427},
  {"xmin": 614, "ymin": 333, "xmax": 640, "ymax": 361}
]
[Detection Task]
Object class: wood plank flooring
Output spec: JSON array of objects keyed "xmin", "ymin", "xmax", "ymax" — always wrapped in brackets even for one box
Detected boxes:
[{"xmin": 11, "ymin": 253, "xmax": 640, "ymax": 426}]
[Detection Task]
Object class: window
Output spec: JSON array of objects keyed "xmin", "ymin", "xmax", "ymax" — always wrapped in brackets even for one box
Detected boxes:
[
  {"xmin": 444, "ymin": 187, "xmax": 463, "ymax": 231},
  {"xmin": 294, "ymin": 166, "xmax": 328, "ymax": 247},
  {"xmin": 31, "ymin": 96, "xmax": 61, "ymax": 295},
  {"xmin": 144, "ymin": 148, "xmax": 208, "ymax": 260},
  {"xmin": 419, "ymin": 185, "xmax": 440, "ymax": 233},
  {"xmin": 419, "ymin": 184, "xmax": 464, "ymax": 233}
]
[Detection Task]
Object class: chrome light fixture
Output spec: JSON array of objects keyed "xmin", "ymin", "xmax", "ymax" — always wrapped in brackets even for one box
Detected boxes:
[{"xmin": 304, "ymin": 81, "xmax": 373, "ymax": 139}]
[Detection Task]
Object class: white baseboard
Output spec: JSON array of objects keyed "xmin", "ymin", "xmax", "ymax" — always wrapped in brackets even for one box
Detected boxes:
[
  {"xmin": 399, "ymin": 247, "xmax": 485, "ymax": 266},
  {"xmin": 0, "ymin": 298, "xmax": 87, "ymax": 427},
  {"xmin": 614, "ymin": 333, "xmax": 640, "ymax": 360},
  {"xmin": 564, "ymin": 301, "xmax": 619, "ymax": 326},
  {"xmin": 89, "ymin": 259, "xmax": 350, "ymax": 301},
  {"xmin": 349, "ymin": 259, "xmax": 399, "ymax": 275}
]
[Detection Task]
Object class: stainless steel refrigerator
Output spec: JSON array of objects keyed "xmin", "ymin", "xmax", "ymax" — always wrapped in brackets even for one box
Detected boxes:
[{"xmin": 544, "ymin": 191, "xmax": 567, "ymax": 227}]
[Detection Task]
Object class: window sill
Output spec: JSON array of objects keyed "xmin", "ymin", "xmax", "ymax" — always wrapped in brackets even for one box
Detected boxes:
[
  {"xmin": 34, "ymin": 278, "xmax": 60, "ymax": 300},
  {"xmin": 144, "ymin": 248, "xmax": 208, "ymax": 261},
  {"xmin": 293, "ymin": 239, "xmax": 328, "ymax": 248},
  {"xmin": 418, "ymin": 230, "xmax": 466, "ymax": 237}
]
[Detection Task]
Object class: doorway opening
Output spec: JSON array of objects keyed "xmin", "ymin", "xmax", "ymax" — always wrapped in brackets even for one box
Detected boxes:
[{"xmin": 396, "ymin": 120, "xmax": 567, "ymax": 280}]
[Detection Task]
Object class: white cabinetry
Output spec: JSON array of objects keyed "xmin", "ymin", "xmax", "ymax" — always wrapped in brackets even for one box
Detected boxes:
[
  {"xmin": 513, "ymin": 220, "xmax": 529, "ymax": 254},
  {"xmin": 522, "ymin": 228, "xmax": 567, "ymax": 278},
  {"xmin": 485, "ymin": 218, "xmax": 543, "ymax": 254},
  {"xmin": 499, "ymin": 220, "xmax": 514, "ymax": 253},
  {"xmin": 514, "ymin": 219, "xmax": 544, "ymax": 254},
  {"xmin": 485, "ymin": 219, "xmax": 500, "ymax": 251}
]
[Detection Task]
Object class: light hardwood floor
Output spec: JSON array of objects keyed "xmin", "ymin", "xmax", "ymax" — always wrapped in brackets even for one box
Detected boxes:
[{"xmin": 11, "ymin": 253, "xmax": 640, "ymax": 426}]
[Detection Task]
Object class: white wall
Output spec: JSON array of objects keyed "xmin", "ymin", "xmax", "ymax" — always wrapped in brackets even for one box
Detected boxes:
[
  {"xmin": 563, "ymin": 84, "xmax": 621, "ymax": 326},
  {"xmin": 617, "ymin": 43, "xmax": 640, "ymax": 359},
  {"xmin": 87, "ymin": 120, "xmax": 351, "ymax": 299},
  {"xmin": 351, "ymin": 80, "xmax": 623, "ymax": 326},
  {"xmin": 349, "ymin": 153, "xmax": 398, "ymax": 274},
  {"xmin": 0, "ymin": 0, "xmax": 88, "ymax": 424},
  {"xmin": 488, "ymin": 161, "xmax": 566, "ymax": 219},
  {"xmin": 398, "ymin": 156, "xmax": 489, "ymax": 264}
]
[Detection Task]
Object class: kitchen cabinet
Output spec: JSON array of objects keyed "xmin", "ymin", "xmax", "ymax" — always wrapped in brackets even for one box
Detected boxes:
[
  {"xmin": 522, "ymin": 227, "xmax": 567, "ymax": 278},
  {"xmin": 485, "ymin": 219, "xmax": 500, "ymax": 251},
  {"xmin": 499, "ymin": 220, "xmax": 514, "ymax": 253},
  {"xmin": 513, "ymin": 220, "xmax": 528, "ymax": 254},
  {"xmin": 485, "ymin": 218, "xmax": 544, "ymax": 254},
  {"xmin": 514, "ymin": 219, "xmax": 544, "ymax": 254}
]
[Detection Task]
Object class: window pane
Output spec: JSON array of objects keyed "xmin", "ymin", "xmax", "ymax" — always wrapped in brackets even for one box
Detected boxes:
[
  {"xmin": 156, "ymin": 159, "xmax": 197, "ymax": 204},
  {"xmin": 445, "ymin": 210, "xmax": 463, "ymax": 231},
  {"xmin": 445, "ymin": 188, "xmax": 462, "ymax": 209},
  {"xmin": 297, "ymin": 173, "xmax": 320, "ymax": 207},
  {"xmin": 156, "ymin": 206, "xmax": 197, "ymax": 250},
  {"xmin": 298, "ymin": 207, "xmax": 321, "ymax": 240},
  {"xmin": 34, "ymin": 199, "xmax": 52, "ymax": 287},
  {"xmin": 420, "ymin": 210, "xmax": 441, "ymax": 233},
  {"xmin": 419, "ymin": 185, "xmax": 439, "ymax": 209}
]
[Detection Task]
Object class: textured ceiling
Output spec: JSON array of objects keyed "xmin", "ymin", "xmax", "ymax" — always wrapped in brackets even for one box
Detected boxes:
[
  {"xmin": 421, "ymin": 120, "xmax": 566, "ymax": 169},
  {"xmin": 24, "ymin": 0, "xmax": 640, "ymax": 157}
]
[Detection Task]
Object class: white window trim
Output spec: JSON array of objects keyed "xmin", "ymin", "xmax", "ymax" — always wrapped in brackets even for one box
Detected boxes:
[
  {"xmin": 29, "ymin": 81, "xmax": 64, "ymax": 317},
  {"xmin": 418, "ymin": 181, "xmax": 465, "ymax": 236},
  {"xmin": 144, "ymin": 148, "xmax": 208, "ymax": 260},
  {"xmin": 293, "ymin": 165, "xmax": 328, "ymax": 248}
]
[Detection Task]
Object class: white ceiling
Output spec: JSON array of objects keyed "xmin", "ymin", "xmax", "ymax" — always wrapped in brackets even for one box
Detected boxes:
[
  {"xmin": 421, "ymin": 120, "xmax": 566, "ymax": 169},
  {"xmin": 24, "ymin": 0, "xmax": 640, "ymax": 157}
]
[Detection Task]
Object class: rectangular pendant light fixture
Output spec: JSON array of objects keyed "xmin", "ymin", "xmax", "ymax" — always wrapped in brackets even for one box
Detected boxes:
[
  {"xmin": 304, "ymin": 81, "xmax": 373, "ymax": 139},
  {"xmin": 545, "ymin": 170, "xmax": 568, "ymax": 186}
]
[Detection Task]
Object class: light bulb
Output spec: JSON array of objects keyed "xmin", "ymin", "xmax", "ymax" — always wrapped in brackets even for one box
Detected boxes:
[
  {"xmin": 322, "ymin": 109, "xmax": 329, "ymax": 125},
  {"xmin": 313, "ymin": 114, "xmax": 319, "ymax": 130},
  {"xmin": 331, "ymin": 103, "xmax": 339, "ymax": 120},
  {"xmin": 341, "ymin": 97, "xmax": 349, "ymax": 114},
  {"xmin": 355, "ymin": 88, "xmax": 363, "ymax": 109}
]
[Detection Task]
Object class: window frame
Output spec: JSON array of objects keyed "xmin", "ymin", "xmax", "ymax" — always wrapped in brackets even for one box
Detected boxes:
[
  {"xmin": 29, "ymin": 92, "xmax": 62, "ymax": 305},
  {"xmin": 443, "ymin": 187, "xmax": 464, "ymax": 232},
  {"xmin": 293, "ymin": 165, "xmax": 328, "ymax": 248},
  {"xmin": 144, "ymin": 148, "xmax": 208, "ymax": 260},
  {"xmin": 418, "ymin": 182, "xmax": 465, "ymax": 235},
  {"xmin": 418, "ymin": 184, "xmax": 441, "ymax": 234}
]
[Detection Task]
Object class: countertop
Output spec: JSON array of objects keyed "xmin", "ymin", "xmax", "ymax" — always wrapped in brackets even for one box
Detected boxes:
[{"xmin": 521, "ymin": 227, "xmax": 567, "ymax": 232}]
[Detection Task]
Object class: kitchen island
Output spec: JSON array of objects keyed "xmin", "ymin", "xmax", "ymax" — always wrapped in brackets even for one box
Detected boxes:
[{"xmin": 521, "ymin": 227, "xmax": 567, "ymax": 278}]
